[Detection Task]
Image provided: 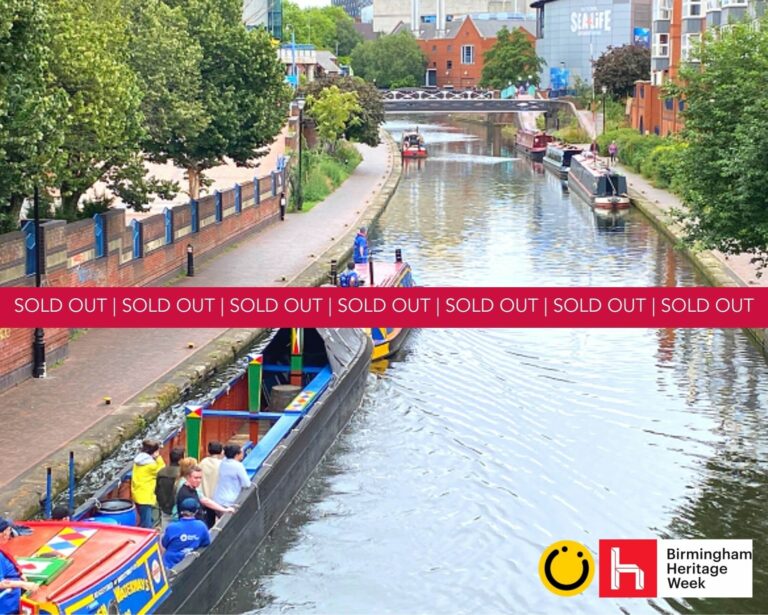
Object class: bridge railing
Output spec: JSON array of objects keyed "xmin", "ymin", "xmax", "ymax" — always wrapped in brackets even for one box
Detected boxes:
[{"xmin": 383, "ymin": 89, "xmax": 496, "ymax": 101}]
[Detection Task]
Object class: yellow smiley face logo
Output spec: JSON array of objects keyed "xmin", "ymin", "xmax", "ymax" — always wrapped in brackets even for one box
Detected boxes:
[{"xmin": 538, "ymin": 540, "xmax": 595, "ymax": 596}]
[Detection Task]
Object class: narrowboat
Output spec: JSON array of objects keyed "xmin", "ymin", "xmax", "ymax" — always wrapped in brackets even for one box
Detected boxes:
[
  {"xmin": 567, "ymin": 154, "xmax": 631, "ymax": 211},
  {"xmin": 514, "ymin": 128, "xmax": 555, "ymax": 162},
  {"xmin": 401, "ymin": 130, "xmax": 427, "ymax": 159},
  {"xmin": 542, "ymin": 143, "xmax": 583, "ymax": 179},
  {"xmin": 333, "ymin": 250, "xmax": 416, "ymax": 361},
  {"xmin": 5, "ymin": 521, "xmax": 170, "ymax": 614},
  {"xmin": 65, "ymin": 328, "xmax": 372, "ymax": 614}
]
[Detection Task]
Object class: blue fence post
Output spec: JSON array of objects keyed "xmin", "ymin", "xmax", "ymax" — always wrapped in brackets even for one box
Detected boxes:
[
  {"xmin": 190, "ymin": 199, "xmax": 199, "ymax": 233},
  {"xmin": 22, "ymin": 220, "xmax": 37, "ymax": 275},
  {"xmin": 164, "ymin": 207, "xmax": 173, "ymax": 245},
  {"xmin": 234, "ymin": 184, "xmax": 242, "ymax": 214},
  {"xmin": 254, "ymin": 176, "xmax": 261, "ymax": 205},
  {"xmin": 215, "ymin": 190, "xmax": 223, "ymax": 222},
  {"xmin": 131, "ymin": 219, "xmax": 143, "ymax": 259},
  {"xmin": 94, "ymin": 213, "xmax": 106, "ymax": 258},
  {"xmin": 68, "ymin": 451, "xmax": 75, "ymax": 514},
  {"xmin": 271, "ymin": 171, "xmax": 278, "ymax": 197}
]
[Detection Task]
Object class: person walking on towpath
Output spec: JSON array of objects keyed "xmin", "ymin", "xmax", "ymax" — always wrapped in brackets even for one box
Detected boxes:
[
  {"xmin": 353, "ymin": 227, "xmax": 369, "ymax": 264},
  {"xmin": 338, "ymin": 262, "xmax": 360, "ymax": 287},
  {"xmin": 608, "ymin": 140, "xmax": 618, "ymax": 165}
]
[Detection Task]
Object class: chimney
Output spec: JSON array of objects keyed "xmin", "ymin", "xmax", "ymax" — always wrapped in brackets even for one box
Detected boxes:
[
  {"xmin": 411, "ymin": 0, "xmax": 420, "ymax": 36},
  {"xmin": 436, "ymin": 0, "xmax": 445, "ymax": 38}
]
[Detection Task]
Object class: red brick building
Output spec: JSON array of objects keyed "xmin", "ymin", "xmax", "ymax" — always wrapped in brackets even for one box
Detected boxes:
[{"xmin": 406, "ymin": 16, "xmax": 535, "ymax": 89}]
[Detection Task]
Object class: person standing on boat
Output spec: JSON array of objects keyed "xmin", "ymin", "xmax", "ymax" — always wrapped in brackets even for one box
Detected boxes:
[
  {"xmin": 131, "ymin": 439, "xmax": 165, "ymax": 528},
  {"xmin": 338, "ymin": 262, "xmax": 360, "ymax": 287},
  {"xmin": 161, "ymin": 498, "xmax": 211, "ymax": 570},
  {"xmin": 212, "ymin": 444, "xmax": 250, "ymax": 509},
  {"xmin": 199, "ymin": 441, "xmax": 223, "ymax": 500},
  {"xmin": 176, "ymin": 466, "xmax": 234, "ymax": 528},
  {"xmin": 0, "ymin": 518, "xmax": 39, "ymax": 615},
  {"xmin": 156, "ymin": 446, "xmax": 185, "ymax": 529},
  {"xmin": 608, "ymin": 140, "xmax": 618, "ymax": 165},
  {"xmin": 353, "ymin": 227, "xmax": 369, "ymax": 264}
]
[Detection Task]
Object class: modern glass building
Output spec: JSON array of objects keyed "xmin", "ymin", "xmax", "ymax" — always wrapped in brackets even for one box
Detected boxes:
[
  {"xmin": 243, "ymin": 0, "xmax": 283, "ymax": 39},
  {"xmin": 530, "ymin": 0, "xmax": 652, "ymax": 88},
  {"xmin": 333, "ymin": 0, "xmax": 373, "ymax": 19}
]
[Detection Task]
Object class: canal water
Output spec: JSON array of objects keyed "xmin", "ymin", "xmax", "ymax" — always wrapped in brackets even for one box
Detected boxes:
[{"xmin": 218, "ymin": 116, "xmax": 768, "ymax": 614}]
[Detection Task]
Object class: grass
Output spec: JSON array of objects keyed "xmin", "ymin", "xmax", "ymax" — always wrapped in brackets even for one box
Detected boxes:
[{"xmin": 292, "ymin": 142, "xmax": 362, "ymax": 212}]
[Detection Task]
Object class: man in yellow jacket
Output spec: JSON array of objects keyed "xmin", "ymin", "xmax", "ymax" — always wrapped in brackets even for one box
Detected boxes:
[{"xmin": 131, "ymin": 439, "xmax": 166, "ymax": 528}]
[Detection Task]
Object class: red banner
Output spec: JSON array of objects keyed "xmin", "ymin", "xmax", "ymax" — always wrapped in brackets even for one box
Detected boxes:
[{"xmin": 0, "ymin": 287, "xmax": 765, "ymax": 328}]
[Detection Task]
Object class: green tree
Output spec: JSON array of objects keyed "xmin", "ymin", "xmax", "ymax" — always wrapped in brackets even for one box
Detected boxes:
[
  {"xmin": 163, "ymin": 0, "xmax": 291, "ymax": 197},
  {"xmin": 302, "ymin": 76, "xmax": 383, "ymax": 146},
  {"xmin": 0, "ymin": 0, "xmax": 66, "ymax": 230},
  {"xmin": 333, "ymin": 10, "xmax": 362, "ymax": 58},
  {"xmin": 480, "ymin": 27, "xmax": 544, "ymax": 89},
  {"xmin": 47, "ymin": 0, "xmax": 145, "ymax": 217},
  {"xmin": 669, "ymin": 19, "xmax": 768, "ymax": 267},
  {"xmin": 350, "ymin": 31, "xmax": 426, "ymax": 89},
  {"xmin": 593, "ymin": 44, "xmax": 650, "ymax": 98},
  {"xmin": 282, "ymin": 1, "xmax": 360, "ymax": 55},
  {"xmin": 307, "ymin": 85, "xmax": 360, "ymax": 152}
]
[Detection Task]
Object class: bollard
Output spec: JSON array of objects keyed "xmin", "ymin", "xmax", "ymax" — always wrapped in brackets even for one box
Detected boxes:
[
  {"xmin": 68, "ymin": 451, "xmax": 75, "ymax": 514},
  {"xmin": 329, "ymin": 260, "xmax": 338, "ymax": 285},
  {"xmin": 45, "ymin": 467, "xmax": 52, "ymax": 519},
  {"xmin": 395, "ymin": 249, "xmax": 402, "ymax": 263},
  {"xmin": 186, "ymin": 244, "xmax": 194, "ymax": 277},
  {"xmin": 280, "ymin": 192, "xmax": 286, "ymax": 221},
  {"xmin": 368, "ymin": 255, "xmax": 375, "ymax": 287}
]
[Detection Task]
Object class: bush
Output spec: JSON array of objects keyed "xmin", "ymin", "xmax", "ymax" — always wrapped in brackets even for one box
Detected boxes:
[
  {"xmin": 640, "ymin": 141, "xmax": 687, "ymax": 191},
  {"xmin": 291, "ymin": 141, "xmax": 363, "ymax": 210}
]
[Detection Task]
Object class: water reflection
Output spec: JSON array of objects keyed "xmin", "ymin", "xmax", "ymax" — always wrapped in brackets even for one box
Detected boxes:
[{"xmin": 219, "ymin": 116, "xmax": 768, "ymax": 615}]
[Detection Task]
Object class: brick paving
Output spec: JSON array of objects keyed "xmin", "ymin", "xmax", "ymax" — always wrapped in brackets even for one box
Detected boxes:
[{"xmin": 0, "ymin": 140, "xmax": 393, "ymax": 491}]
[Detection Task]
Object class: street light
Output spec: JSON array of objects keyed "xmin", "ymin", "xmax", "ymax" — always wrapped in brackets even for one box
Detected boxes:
[
  {"xmin": 601, "ymin": 84, "xmax": 608, "ymax": 137},
  {"xmin": 32, "ymin": 186, "xmax": 46, "ymax": 378},
  {"xmin": 296, "ymin": 97, "xmax": 306, "ymax": 211}
]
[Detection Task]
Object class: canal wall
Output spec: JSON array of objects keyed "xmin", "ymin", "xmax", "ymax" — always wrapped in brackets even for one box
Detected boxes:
[
  {"xmin": 0, "ymin": 132, "xmax": 403, "ymax": 521},
  {"xmin": 629, "ymin": 187, "xmax": 768, "ymax": 354}
]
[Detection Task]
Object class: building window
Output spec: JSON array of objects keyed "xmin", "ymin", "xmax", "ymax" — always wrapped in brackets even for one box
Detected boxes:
[
  {"xmin": 653, "ymin": 33, "xmax": 669, "ymax": 57},
  {"xmin": 683, "ymin": 0, "xmax": 703, "ymax": 17},
  {"xmin": 447, "ymin": 60, "xmax": 453, "ymax": 70},
  {"xmin": 432, "ymin": 45, "xmax": 437, "ymax": 51},
  {"xmin": 656, "ymin": 0, "xmax": 672, "ymax": 19},
  {"xmin": 447, "ymin": 44, "xmax": 452, "ymax": 51},
  {"xmin": 721, "ymin": 0, "xmax": 747, "ymax": 5},
  {"xmin": 461, "ymin": 45, "xmax": 474, "ymax": 64},
  {"xmin": 706, "ymin": 0, "xmax": 720, "ymax": 10},
  {"xmin": 681, "ymin": 32, "xmax": 701, "ymax": 60}
]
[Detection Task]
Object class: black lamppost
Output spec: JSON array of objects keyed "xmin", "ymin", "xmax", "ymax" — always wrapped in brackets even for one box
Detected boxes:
[
  {"xmin": 601, "ymin": 84, "xmax": 608, "ymax": 137},
  {"xmin": 32, "ymin": 186, "xmax": 46, "ymax": 378},
  {"xmin": 296, "ymin": 97, "xmax": 306, "ymax": 211}
]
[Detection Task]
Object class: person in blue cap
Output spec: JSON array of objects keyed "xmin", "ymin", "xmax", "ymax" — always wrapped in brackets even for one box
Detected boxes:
[
  {"xmin": 353, "ymin": 227, "xmax": 369, "ymax": 264},
  {"xmin": 161, "ymin": 498, "xmax": 211, "ymax": 569},
  {"xmin": 338, "ymin": 262, "xmax": 360, "ymax": 288},
  {"xmin": 0, "ymin": 517, "xmax": 39, "ymax": 614}
]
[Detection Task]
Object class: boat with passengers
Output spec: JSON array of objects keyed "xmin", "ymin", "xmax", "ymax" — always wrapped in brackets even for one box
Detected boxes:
[
  {"xmin": 49, "ymin": 328, "xmax": 370, "ymax": 613},
  {"xmin": 514, "ymin": 128, "xmax": 555, "ymax": 162},
  {"xmin": 401, "ymin": 129, "xmax": 427, "ymax": 159},
  {"xmin": 4, "ymin": 520, "xmax": 169, "ymax": 614},
  {"xmin": 332, "ymin": 249, "xmax": 415, "ymax": 361},
  {"xmin": 567, "ymin": 154, "xmax": 630, "ymax": 212},
  {"xmin": 542, "ymin": 143, "xmax": 583, "ymax": 179}
]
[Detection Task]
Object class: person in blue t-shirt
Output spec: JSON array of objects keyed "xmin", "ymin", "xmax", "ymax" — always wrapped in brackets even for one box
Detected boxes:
[
  {"xmin": 161, "ymin": 498, "xmax": 211, "ymax": 569},
  {"xmin": 353, "ymin": 227, "xmax": 369, "ymax": 264},
  {"xmin": 0, "ymin": 518, "xmax": 38, "ymax": 615},
  {"xmin": 338, "ymin": 262, "xmax": 360, "ymax": 288}
]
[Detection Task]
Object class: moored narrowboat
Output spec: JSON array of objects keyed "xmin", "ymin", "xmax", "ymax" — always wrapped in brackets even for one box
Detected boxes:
[
  {"xmin": 514, "ymin": 128, "xmax": 555, "ymax": 161},
  {"xmin": 401, "ymin": 130, "xmax": 427, "ymax": 159},
  {"xmin": 567, "ymin": 154, "xmax": 630, "ymax": 211},
  {"xmin": 5, "ymin": 521, "xmax": 169, "ymax": 614},
  {"xmin": 61, "ymin": 328, "xmax": 371, "ymax": 614},
  {"xmin": 542, "ymin": 143, "xmax": 583, "ymax": 179}
]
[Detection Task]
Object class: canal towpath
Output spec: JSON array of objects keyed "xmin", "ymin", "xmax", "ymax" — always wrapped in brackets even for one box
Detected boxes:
[{"xmin": 0, "ymin": 135, "xmax": 400, "ymax": 520}]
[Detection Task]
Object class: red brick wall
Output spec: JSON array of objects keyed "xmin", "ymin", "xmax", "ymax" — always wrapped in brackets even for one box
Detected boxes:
[
  {"xmin": 0, "ymin": 169, "xmax": 287, "ymax": 393},
  {"xmin": 418, "ymin": 20, "xmax": 535, "ymax": 89}
]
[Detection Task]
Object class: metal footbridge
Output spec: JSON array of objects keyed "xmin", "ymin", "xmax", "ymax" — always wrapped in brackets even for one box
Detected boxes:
[{"xmin": 382, "ymin": 89, "xmax": 563, "ymax": 114}]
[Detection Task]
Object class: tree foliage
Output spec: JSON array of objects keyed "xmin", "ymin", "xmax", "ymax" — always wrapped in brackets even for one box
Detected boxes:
[
  {"xmin": 350, "ymin": 31, "xmax": 426, "ymax": 89},
  {"xmin": 593, "ymin": 44, "xmax": 650, "ymax": 98},
  {"xmin": 0, "ymin": 0, "xmax": 66, "ymax": 229},
  {"xmin": 669, "ymin": 19, "xmax": 768, "ymax": 267},
  {"xmin": 302, "ymin": 76, "xmax": 383, "ymax": 146},
  {"xmin": 164, "ymin": 0, "xmax": 291, "ymax": 197},
  {"xmin": 307, "ymin": 85, "xmax": 360, "ymax": 151},
  {"xmin": 480, "ymin": 27, "xmax": 544, "ymax": 89},
  {"xmin": 282, "ymin": 1, "xmax": 361, "ymax": 56}
]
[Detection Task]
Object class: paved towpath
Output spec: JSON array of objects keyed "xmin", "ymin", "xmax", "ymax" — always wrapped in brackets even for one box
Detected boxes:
[{"xmin": 0, "ymin": 141, "xmax": 393, "ymax": 491}]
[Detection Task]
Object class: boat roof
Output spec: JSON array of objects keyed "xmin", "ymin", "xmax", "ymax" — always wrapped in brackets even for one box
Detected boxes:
[
  {"xmin": 4, "ymin": 521, "xmax": 158, "ymax": 605},
  {"xmin": 354, "ymin": 260, "xmax": 409, "ymax": 288},
  {"xmin": 571, "ymin": 154, "xmax": 624, "ymax": 178}
]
